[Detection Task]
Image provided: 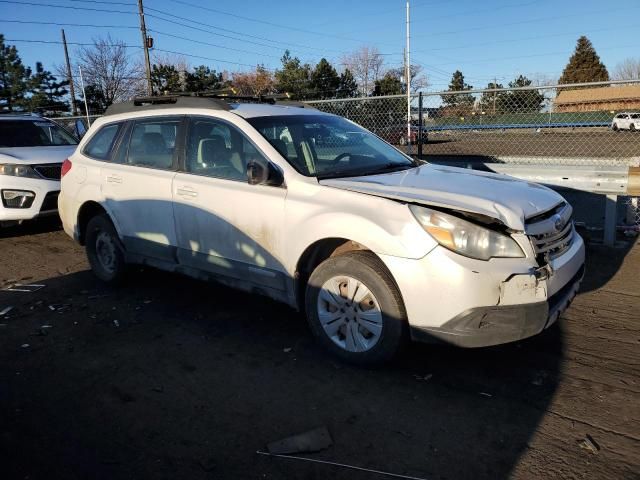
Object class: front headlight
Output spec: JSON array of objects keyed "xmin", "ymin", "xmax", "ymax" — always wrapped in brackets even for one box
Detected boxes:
[
  {"xmin": 0, "ymin": 164, "xmax": 40, "ymax": 178},
  {"xmin": 409, "ymin": 205, "xmax": 524, "ymax": 260}
]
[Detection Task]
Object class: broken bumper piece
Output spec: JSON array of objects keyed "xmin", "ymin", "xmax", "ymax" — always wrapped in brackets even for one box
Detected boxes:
[{"xmin": 411, "ymin": 264, "xmax": 584, "ymax": 348}]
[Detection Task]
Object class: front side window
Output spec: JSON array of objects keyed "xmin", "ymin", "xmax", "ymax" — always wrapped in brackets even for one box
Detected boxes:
[
  {"xmin": 185, "ymin": 117, "xmax": 269, "ymax": 182},
  {"xmin": 83, "ymin": 122, "xmax": 122, "ymax": 160},
  {"xmin": 125, "ymin": 117, "xmax": 181, "ymax": 170},
  {"xmin": 0, "ymin": 119, "xmax": 77, "ymax": 148},
  {"xmin": 247, "ymin": 114, "xmax": 415, "ymax": 179}
]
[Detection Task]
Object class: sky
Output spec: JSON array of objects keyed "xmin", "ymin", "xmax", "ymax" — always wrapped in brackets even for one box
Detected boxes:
[{"xmin": 1, "ymin": 0, "xmax": 639, "ymax": 91}]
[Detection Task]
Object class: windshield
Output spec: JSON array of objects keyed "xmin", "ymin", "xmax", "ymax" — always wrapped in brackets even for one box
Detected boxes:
[
  {"xmin": 0, "ymin": 119, "xmax": 78, "ymax": 147},
  {"xmin": 247, "ymin": 114, "xmax": 415, "ymax": 178}
]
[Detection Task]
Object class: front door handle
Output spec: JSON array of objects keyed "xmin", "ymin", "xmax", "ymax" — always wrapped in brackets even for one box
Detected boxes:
[
  {"xmin": 106, "ymin": 174, "xmax": 122, "ymax": 184},
  {"xmin": 176, "ymin": 187, "xmax": 198, "ymax": 198}
]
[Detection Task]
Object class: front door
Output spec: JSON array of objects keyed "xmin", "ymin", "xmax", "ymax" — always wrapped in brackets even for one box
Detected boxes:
[
  {"xmin": 172, "ymin": 116, "xmax": 288, "ymax": 291},
  {"xmin": 102, "ymin": 116, "xmax": 183, "ymax": 263}
]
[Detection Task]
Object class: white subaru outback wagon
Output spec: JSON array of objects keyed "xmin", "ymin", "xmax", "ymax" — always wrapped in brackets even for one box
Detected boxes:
[{"xmin": 59, "ymin": 96, "xmax": 585, "ymax": 364}]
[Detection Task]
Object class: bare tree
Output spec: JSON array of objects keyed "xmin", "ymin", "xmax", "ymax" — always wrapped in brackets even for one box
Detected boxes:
[
  {"xmin": 341, "ymin": 46, "xmax": 384, "ymax": 96},
  {"xmin": 612, "ymin": 58, "xmax": 640, "ymax": 81},
  {"xmin": 76, "ymin": 35, "xmax": 145, "ymax": 105}
]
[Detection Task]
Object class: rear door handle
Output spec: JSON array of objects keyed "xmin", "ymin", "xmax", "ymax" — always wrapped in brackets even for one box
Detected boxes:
[
  {"xmin": 106, "ymin": 175, "xmax": 122, "ymax": 184},
  {"xmin": 176, "ymin": 187, "xmax": 198, "ymax": 198}
]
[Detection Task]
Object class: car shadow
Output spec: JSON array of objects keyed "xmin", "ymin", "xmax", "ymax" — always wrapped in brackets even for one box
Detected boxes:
[
  {"xmin": 0, "ymin": 216, "xmax": 62, "ymax": 239},
  {"xmin": 0, "ymin": 197, "xmax": 586, "ymax": 480}
]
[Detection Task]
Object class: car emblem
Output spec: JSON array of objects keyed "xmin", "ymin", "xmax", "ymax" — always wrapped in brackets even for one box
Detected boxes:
[{"xmin": 553, "ymin": 214, "xmax": 564, "ymax": 232}]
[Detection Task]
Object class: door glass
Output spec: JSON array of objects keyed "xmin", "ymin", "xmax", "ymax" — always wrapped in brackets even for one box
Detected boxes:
[
  {"xmin": 186, "ymin": 118, "xmax": 269, "ymax": 182},
  {"xmin": 83, "ymin": 123, "xmax": 122, "ymax": 160},
  {"xmin": 126, "ymin": 118, "xmax": 181, "ymax": 170}
]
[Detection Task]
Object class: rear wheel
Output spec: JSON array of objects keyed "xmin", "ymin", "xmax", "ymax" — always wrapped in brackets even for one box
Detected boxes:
[
  {"xmin": 305, "ymin": 251, "xmax": 407, "ymax": 365},
  {"xmin": 85, "ymin": 214, "xmax": 126, "ymax": 283}
]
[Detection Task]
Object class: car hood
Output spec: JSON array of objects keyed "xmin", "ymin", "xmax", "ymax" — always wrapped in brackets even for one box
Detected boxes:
[
  {"xmin": 319, "ymin": 163, "xmax": 565, "ymax": 231},
  {"xmin": 0, "ymin": 145, "xmax": 77, "ymax": 165}
]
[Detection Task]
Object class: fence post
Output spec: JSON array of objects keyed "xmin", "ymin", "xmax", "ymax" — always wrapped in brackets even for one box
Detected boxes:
[{"xmin": 418, "ymin": 92, "xmax": 423, "ymax": 158}]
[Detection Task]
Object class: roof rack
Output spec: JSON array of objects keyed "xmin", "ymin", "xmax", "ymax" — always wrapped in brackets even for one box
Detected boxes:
[{"xmin": 105, "ymin": 90, "xmax": 315, "ymax": 116}]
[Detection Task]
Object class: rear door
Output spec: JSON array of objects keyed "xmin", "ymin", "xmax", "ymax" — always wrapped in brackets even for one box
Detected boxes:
[{"xmin": 102, "ymin": 115, "xmax": 184, "ymax": 263}]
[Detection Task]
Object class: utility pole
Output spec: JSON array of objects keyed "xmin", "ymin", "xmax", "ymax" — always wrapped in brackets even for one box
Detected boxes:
[
  {"xmin": 138, "ymin": 0, "xmax": 153, "ymax": 95},
  {"xmin": 61, "ymin": 29, "xmax": 77, "ymax": 115},
  {"xmin": 406, "ymin": 0, "xmax": 411, "ymax": 151}
]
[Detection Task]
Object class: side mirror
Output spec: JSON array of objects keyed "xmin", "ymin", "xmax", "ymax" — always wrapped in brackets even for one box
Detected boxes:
[
  {"xmin": 247, "ymin": 160, "xmax": 284, "ymax": 187},
  {"xmin": 74, "ymin": 119, "xmax": 87, "ymax": 139}
]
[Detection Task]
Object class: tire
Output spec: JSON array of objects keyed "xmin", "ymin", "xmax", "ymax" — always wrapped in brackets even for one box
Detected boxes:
[
  {"xmin": 631, "ymin": 124, "xmax": 636, "ymax": 132},
  {"xmin": 85, "ymin": 213, "xmax": 127, "ymax": 283},
  {"xmin": 612, "ymin": 123, "xmax": 619, "ymax": 131},
  {"xmin": 305, "ymin": 251, "xmax": 407, "ymax": 365}
]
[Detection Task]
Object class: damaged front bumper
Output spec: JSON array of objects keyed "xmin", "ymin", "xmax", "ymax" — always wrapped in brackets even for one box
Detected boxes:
[
  {"xmin": 380, "ymin": 229, "xmax": 585, "ymax": 348},
  {"xmin": 410, "ymin": 264, "xmax": 584, "ymax": 347}
]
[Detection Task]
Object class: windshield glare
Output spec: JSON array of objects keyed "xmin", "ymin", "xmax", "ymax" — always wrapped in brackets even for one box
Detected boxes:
[
  {"xmin": 0, "ymin": 120, "xmax": 78, "ymax": 148},
  {"xmin": 247, "ymin": 114, "xmax": 414, "ymax": 178}
]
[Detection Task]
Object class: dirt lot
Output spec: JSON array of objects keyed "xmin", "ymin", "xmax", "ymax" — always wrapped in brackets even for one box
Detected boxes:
[
  {"xmin": 421, "ymin": 130, "xmax": 640, "ymax": 159},
  {"xmin": 1, "ymin": 220, "xmax": 639, "ymax": 480}
]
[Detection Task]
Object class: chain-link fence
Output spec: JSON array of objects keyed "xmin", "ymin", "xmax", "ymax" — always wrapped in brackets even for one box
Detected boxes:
[
  {"xmin": 305, "ymin": 79, "xmax": 640, "ymax": 164},
  {"xmin": 50, "ymin": 115, "xmax": 102, "ymax": 135}
]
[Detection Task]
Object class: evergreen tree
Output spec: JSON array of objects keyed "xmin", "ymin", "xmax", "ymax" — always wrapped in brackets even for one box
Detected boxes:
[
  {"xmin": 441, "ymin": 70, "xmax": 474, "ymax": 111},
  {"xmin": 309, "ymin": 58, "xmax": 340, "ymax": 99},
  {"xmin": 26, "ymin": 62, "xmax": 69, "ymax": 113},
  {"xmin": 185, "ymin": 65, "xmax": 228, "ymax": 92},
  {"xmin": 373, "ymin": 72, "xmax": 403, "ymax": 96},
  {"xmin": 478, "ymin": 81, "xmax": 504, "ymax": 113},
  {"xmin": 75, "ymin": 84, "xmax": 108, "ymax": 115},
  {"xmin": 0, "ymin": 35, "xmax": 31, "ymax": 112},
  {"xmin": 504, "ymin": 75, "xmax": 545, "ymax": 113},
  {"xmin": 274, "ymin": 50, "xmax": 311, "ymax": 99},
  {"xmin": 337, "ymin": 68, "xmax": 358, "ymax": 98},
  {"xmin": 559, "ymin": 36, "xmax": 609, "ymax": 85},
  {"xmin": 151, "ymin": 64, "xmax": 181, "ymax": 94}
]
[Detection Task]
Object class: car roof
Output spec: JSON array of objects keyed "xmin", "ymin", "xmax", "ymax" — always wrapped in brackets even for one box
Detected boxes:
[{"xmin": 0, "ymin": 114, "xmax": 45, "ymax": 121}]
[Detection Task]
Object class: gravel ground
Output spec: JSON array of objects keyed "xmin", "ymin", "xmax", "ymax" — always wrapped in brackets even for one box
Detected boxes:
[{"xmin": 1, "ymin": 220, "xmax": 639, "ymax": 480}]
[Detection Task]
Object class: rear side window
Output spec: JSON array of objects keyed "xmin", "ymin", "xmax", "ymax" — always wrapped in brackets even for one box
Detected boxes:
[
  {"xmin": 125, "ymin": 117, "xmax": 181, "ymax": 170},
  {"xmin": 83, "ymin": 123, "xmax": 123, "ymax": 160}
]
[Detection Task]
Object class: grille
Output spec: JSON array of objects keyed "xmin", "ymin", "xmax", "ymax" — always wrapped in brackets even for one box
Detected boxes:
[
  {"xmin": 33, "ymin": 163, "xmax": 62, "ymax": 180},
  {"xmin": 526, "ymin": 203, "xmax": 574, "ymax": 261},
  {"xmin": 40, "ymin": 191, "xmax": 59, "ymax": 212}
]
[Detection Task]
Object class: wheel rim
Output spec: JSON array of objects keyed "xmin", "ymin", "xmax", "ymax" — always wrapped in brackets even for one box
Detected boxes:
[
  {"xmin": 317, "ymin": 275, "xmax": 383, "ymax": 353},
  {"xmin": 95, "ymin": 230, "xmax": 117, "ymax": 273}
]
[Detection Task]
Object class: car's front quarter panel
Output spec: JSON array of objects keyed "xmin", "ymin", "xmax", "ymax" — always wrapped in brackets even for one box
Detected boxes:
[{"xmin": 283, "ymin": 179, "xmax": 439, "ymax": 276}]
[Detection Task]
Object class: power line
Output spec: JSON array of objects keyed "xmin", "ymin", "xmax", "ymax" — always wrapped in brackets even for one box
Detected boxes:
[
  {"xmin": 147, "ymin": 29, "xmax": 281, "ymax": 60},
  {"xmin": 0, "ymin": 18, "xmax": 139, "ymax": 29},
  {"xmin": 0, "ymin": 0, "xmax": 136, "ymax": 14}
]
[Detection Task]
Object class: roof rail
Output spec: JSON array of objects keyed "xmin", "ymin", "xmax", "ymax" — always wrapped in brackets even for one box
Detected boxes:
[
  {"xmin": 105, "ymin": 91, "xmax": 315, "ymax": 116},
  {"xmin": 105, "ymin": 95, "xmax": 231, "ymax": 116}
]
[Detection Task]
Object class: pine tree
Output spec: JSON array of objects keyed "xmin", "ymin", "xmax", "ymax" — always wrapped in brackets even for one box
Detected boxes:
[
  {"xmin": 559, "ymin": 36, "xmax": 609, "ymax": 85},
  {"xmin": 185, "ymin": 65, "xmax": 228, "ymax": 92},
  {"xmin": 336, "ymin": 68, "xmax": 358, "ymax": 98},
  {"xmin": 26, "ymin": 62, "xmax": 69, "ymax": 113},
  {"xmin": 373, "ymin": 72, "xmax": 403, "ymax": 96},
  {"xmin": 504, "ymin": 75, "xmax": 545, "ymax": 113},
  {"xmin": 478, "ymin": 81, "xmax": 504, "ymax": 113},
  {"xmin": 441, "ymin": 70, "xmax": 474, "ymax": 110},
  {"xmin": 0, "ymin": 35, "xmax": 31, "ymax": 112},
  {"xmin": 151, "ymin": 64, "xmax": 181, "ymax": 94},
  {"xmin": 275, "ymin": 50, "xmax": 311, "ymax": 99},
  {"xmin": 309, "ymin": 58, "xmax": 340, "ymax": 99}
]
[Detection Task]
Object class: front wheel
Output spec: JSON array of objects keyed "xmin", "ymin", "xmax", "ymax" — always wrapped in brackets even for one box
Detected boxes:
[
  {"xmin": 630, "ymin": 124, "xmax": 636, "ymax": 132},
  {"xmin": 305, "ymin": 251, "xmax": 407, "ymax": 365},
  {"xmin": 612, "ymin": 123, "xmax": 619, "ymax": 131},
  {"xmin": 85, "ymin": 214, "xmax": 127, "ymax": 283}
]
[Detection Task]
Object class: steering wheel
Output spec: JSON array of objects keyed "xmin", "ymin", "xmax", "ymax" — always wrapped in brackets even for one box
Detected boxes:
[{"xmin": 334, "ymin": 152, "xmax": 352, "ymax": 162}]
